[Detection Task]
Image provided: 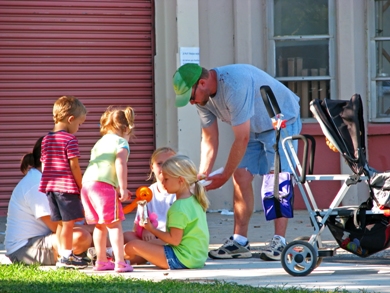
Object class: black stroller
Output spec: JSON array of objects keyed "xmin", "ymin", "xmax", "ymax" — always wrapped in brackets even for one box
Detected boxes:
[{"xmin": 261, "ymin": 88, "xmax": 390, "ymax": 277}]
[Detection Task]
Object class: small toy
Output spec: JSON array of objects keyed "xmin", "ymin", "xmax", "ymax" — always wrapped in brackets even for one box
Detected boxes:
[
  {"xmin": 134, "ymin": 207, "xmax": 158, "ymax": 238},
  {"xmin": 122, "ymin": 186, "xmax": 153, "ymax": 214},
  {"xmin": 325, "ymin": 137, "xmax": 338, "ymax": 153}
]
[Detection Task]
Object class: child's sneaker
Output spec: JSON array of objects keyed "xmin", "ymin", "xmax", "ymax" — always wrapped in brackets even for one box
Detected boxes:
[
  {"xmin": 260, "ymin": 235, "xmax": 286, "ymax": 261},
  {"xmin": 87, "ymin": 247, "xmax": 97, "ymax": 264},
  {"xmin": 56, "ymin": 253, "xmax": 89, "ymax": 269},
  {"xmin": 87, "ymin": 247, "xmax": 114, "ymax": 265},
  {"xmin": 208, "ymin": 236, "xmax": 252, "ymax": 259}
]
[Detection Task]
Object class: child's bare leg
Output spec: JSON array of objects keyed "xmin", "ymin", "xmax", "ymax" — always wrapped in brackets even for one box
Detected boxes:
[
  {"xmin": 123, "ymin": 230, "xmax": 138, "ymax": 243},
  {"xmin": 107, "ymin": 221, "xmax": 125, "ymax": 263},
  {"xmin": 61, "ymin": 220, "xmax": 76, "ymax": 251},
  {"xmin": 56, "ymin": 221, "xmax": 63, "ymax": 252},
  {"xmin": 124, "ymin": 239, "xmax": 168, "ymax": 269},
  {"xmin": 94, "ymin": 224, "xmax": 108, "ymax": 262},
  {"xmin": 123, "ymin": 231, "xmax": 146, "ymax": 264},
  {"xmin": 123, "ymin": 231, "xmax": 166, "ymax": 264}
]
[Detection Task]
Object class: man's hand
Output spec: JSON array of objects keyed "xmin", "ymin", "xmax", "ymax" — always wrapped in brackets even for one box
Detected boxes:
[{"xmin": 204, "ymin": 173, "xmax": 229, "ymax": 190}]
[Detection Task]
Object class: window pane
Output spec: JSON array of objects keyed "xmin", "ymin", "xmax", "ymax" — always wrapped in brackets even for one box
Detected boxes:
[
  {"xmin": 282, "ymin": 80, "xmax": 330, "ymax": 118},
  {"xmin": 274, "ymin": 0, "xmax": 328, "ymax": 36},
  {"xmin": 377, "ymin": 80, "xmax": 390, "ymax": 117},
  {"xmin": 375, "ymin": 0, "xmax": 390, "ymax": 37},
  {"xmin": 376, "ymin": 40, "xmax": 390, "ymax": 76},
  {"xmin": 276, "ymin": 40, "xmax": 329, "ymax": 77}
]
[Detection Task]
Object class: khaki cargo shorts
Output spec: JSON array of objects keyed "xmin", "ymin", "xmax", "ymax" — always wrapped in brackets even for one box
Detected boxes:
[{"xmin": 7, "ymin": 233, "xmax": 56, "ymax": 265}]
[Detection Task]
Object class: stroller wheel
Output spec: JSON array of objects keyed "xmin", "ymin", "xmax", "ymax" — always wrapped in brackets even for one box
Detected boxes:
[
  {"xmin": 281, "ymin": 240, "xmax": 317, "ymax": 277},
  {"xmin": 293, "ymin": 236, "xmax": 323, "ymax": 268}
]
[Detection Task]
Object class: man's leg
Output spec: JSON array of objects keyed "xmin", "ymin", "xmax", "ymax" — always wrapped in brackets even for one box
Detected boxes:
[
  {"xmin": 208, "ymin": 168, "xmax": 253, "ymax": 259},
  {"xmin": 232, "ymin": 168, "xmax": 254, "ymax": 237},
  {"xmin": 274, "ymin": 217, "xmax": 288, "ymax": 237},
  {"xmin": 72, "ymin": 227, "xmax": 92, "ymax": 255}
]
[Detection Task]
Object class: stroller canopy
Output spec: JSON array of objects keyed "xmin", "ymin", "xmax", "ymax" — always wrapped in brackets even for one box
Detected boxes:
[{"xmin": 310, "ymin": 94, "xmax": 367, "ymax": 175}]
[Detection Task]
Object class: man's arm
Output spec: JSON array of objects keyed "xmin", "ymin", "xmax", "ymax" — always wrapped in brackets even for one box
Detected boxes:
[
  {"xmin": 199, "ymin": 119, "xmax": 219, "ymax": 176},
  {"xmin": 205, "ymin": 119, "xmax": 250, "ymax": 190},
  {"xmin": 39, "ymin": 215, "xmax": 58, "ymax": 232}
]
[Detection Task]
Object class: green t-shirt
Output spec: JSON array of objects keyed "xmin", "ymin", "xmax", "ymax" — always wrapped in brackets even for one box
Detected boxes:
[
  {"xmin": 82, "ymin": 134, "xmax": 129, "ymax": 187},
  {"xmin": 167, "ymin": 196, "xmax": 209, "ymax": 268}
]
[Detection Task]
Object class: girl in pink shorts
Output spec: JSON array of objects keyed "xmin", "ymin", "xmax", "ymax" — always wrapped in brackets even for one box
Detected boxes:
[{"xmin": 81, "ymin": 106, "xmax": 135, "ymax": 273}]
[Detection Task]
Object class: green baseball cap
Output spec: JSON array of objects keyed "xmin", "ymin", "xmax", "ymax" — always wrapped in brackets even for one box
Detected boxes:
[{"xmin": 172, "ymin": 63, "xmax": 202, "ymax": 107}]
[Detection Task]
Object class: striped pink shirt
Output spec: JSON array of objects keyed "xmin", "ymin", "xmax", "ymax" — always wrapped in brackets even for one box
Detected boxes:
[{"xmin": 39, "ymin": 130, "xmax": 81, "ymax": 194}]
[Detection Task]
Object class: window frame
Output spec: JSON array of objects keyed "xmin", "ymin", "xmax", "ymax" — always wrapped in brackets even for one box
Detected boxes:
[
  {"xmin": 368, "ymin": 0, "xmax": 390, "ymax": 122},
  {"xmin": 266, "ymin": 0, "xmax": 336, "ymax": 123}
]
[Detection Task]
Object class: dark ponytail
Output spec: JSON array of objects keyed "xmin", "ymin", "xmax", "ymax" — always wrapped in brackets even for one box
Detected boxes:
[{"xmin": 20, "ymin": 137, "xmax": 44, "ymax": 175}]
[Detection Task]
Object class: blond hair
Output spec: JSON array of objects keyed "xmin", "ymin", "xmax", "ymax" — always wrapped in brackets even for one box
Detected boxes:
[
  {"xmin": 147, "ymin": 147, "xmax": 177, "ymax": 182},
  {"xmin": 162, "ymin": 155, "xmax": 209, "ymax": 211},
  {"xmin": 53, "ymin": 96, "xmax": 87, "ymax": 123},
  {"xmin": 100, "ymin": 106, "xmax": 135, "ymax": 137}
]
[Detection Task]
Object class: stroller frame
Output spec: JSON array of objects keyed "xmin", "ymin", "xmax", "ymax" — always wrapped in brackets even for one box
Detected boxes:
[{"xmin": 261, "ymin": 87, "xmax": 390, "ymax": 277}]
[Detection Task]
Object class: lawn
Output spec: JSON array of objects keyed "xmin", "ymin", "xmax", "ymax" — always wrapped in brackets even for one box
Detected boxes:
[{"xmin": 0, "ymin": 263, "xmax": 368, "ymax": 293}]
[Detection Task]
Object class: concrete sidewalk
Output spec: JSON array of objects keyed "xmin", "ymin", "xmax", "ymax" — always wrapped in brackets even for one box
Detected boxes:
[{"xmin": 2, "ymin": 210, "xmax": 390, "ymax": 292}]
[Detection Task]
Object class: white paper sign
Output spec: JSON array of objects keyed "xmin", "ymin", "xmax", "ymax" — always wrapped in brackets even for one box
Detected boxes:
[{"xmin": 180, "ymin": 47, "xmax": 200, "ymax": 65}]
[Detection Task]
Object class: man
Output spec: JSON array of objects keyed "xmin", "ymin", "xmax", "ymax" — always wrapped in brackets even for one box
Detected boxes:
[{"xmin": 172, "ymin": 63, "xmax": 301, "ymax": 260}]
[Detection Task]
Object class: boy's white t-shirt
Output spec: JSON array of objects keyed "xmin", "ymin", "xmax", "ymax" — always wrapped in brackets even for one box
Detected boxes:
[
  {"xmin": 135, "ymin": 182, "xmax": 176, "ymax": 231},
  {"xmin": 5, "ymin": 168, "xmax": 52, "ymax": 255}
]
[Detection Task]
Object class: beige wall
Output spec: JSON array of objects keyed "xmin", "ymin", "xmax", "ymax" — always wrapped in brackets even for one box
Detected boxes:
[{"xmin": 154, "ymin": 0, "xmax": 370, "ymax": 210}]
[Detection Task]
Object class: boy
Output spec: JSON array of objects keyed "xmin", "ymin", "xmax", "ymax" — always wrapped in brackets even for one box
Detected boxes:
[{"xmin": 39, "ymin": 96, "xmax": 88, "ymax": 269}]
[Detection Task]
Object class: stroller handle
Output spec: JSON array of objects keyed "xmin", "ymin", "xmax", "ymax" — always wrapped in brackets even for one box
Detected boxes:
[
  {"xmin": 260, "ymin": 85, "xmax": 281, "ymax": 118},
  {"xmin": 289, "ymin": 134, "xmax": 316, "ymax": 183}
]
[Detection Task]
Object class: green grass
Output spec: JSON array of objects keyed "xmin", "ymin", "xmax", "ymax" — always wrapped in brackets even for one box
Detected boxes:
[{"xmin": 0, "ymin": 263, "xmax": 370, "ymax": 293}]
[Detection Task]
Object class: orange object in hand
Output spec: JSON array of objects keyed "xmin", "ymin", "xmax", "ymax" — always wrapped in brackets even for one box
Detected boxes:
[{"xmin": 122, "ymin": 186, "xmax": 153, "ymax": 214}]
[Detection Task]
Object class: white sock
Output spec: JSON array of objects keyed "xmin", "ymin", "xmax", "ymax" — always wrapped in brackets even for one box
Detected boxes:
[
  {"xmin": 61, "ymin": 249, "xmax": 72, "ymax": 258},
  {"xmin": 274, "ymin": 235, "xmax": 286, "ymax": 245},
  {"xmin": 233, "ymin": 234, "xmax": 248, "ymax": 246}
]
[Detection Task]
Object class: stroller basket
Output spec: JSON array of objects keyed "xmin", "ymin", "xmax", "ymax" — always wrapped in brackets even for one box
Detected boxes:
[{"xmin": 326, "ymin": 209, "xmax": 390, "ymax": 257}]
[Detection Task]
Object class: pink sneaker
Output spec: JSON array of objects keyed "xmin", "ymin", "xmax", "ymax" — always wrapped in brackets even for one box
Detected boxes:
[{"xmin": 115, "ymin": 261, "xmax": 134, "ymax": 273}]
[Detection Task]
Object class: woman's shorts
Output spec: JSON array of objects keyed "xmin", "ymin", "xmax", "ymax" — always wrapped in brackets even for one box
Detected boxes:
[
  {"xmin": 6, "ymin": 234, "xmax": 56, "ymax": 265},
  {"xmin": 81, "ymin": 181, "xmax": 125, "ymax": 225},
  {"xmin": 163, "ymin": 245, "xmax": 187, "ymax": 270}
]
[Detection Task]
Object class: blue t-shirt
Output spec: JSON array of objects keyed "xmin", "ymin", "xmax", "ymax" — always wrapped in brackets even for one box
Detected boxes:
[{"xmin": 196, "ymin": 64, "xmax": 300, "ymax": 133}]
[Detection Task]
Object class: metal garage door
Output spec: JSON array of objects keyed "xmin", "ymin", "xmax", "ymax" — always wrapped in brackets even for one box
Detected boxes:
[{"xmin": 0, "ymin": 0, "xmax": 155, "ymax": 215}]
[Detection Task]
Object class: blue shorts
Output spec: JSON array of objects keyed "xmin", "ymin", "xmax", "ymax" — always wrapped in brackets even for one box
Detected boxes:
[
  {"xmin": 47, "ymin": 191, "xmax": 85, "ymax": 222},
  {"xmin": 238, "ymin": 116, "xmax": 302, "ymax": 175},
  {"xmin": 163, "ymin": 245, "xmax": 187, "ymax": 270}
]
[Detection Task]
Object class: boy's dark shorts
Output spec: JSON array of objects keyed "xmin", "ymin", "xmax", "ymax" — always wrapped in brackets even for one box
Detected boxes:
[{"xmin": 47, "ymin": 191, "xmax": 84, "ymax": 221}]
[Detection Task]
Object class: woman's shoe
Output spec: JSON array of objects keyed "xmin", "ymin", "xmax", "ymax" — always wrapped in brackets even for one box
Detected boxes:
[
  {"xmin": 115, "ymin": 261, "xmax": 134, "ymax": 273},
  {"xmin": 93, "ymin": 260, "xmax": 115, "ymax": 271}
]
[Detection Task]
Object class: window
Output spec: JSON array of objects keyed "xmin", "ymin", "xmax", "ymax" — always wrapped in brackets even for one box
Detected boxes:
[
  {"xmin": 369, "ymin": 0, "xmax": 390, "ymax": 121},
  {"xmin": 267, "ymin": 0, "xmax": 335, "ymax": 120}
]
